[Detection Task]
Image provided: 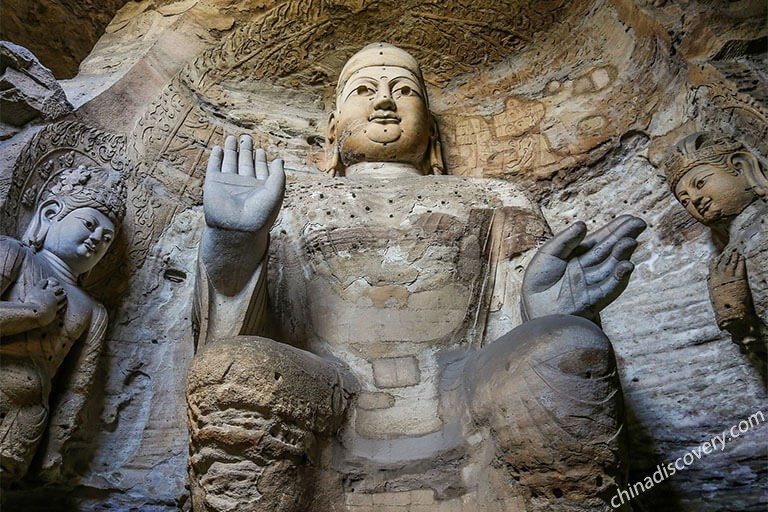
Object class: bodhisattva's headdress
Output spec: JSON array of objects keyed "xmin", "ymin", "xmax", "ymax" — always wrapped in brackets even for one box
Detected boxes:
[
  {"xmin": 25, "ymin": 165, "xmax": 127, "ymax": 251},
  {"xmin": 662, "ymin": 132, "xmax": 746, "ymax": 190}
]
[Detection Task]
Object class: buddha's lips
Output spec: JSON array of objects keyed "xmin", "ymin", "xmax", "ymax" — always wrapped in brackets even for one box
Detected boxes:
[
  {"xmin": 697, "ymin": 198, "xmax": 712, "ymax": 215},
  {"xmin": 369, "ymin": 113, "xmax": 400, "ymax": 123}
]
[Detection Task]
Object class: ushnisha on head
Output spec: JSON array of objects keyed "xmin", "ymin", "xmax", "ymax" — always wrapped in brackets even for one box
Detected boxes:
[
  {"xmin": 663, "ymin": 132, "xmax": 767, "ymax": 226},
  {"xmin": 325, "ymin": 42, "xmax": 444, "ymax": 177},
  {"xmin": 23, "ymin": 165, "xmax": 127, "ymax": 276}
]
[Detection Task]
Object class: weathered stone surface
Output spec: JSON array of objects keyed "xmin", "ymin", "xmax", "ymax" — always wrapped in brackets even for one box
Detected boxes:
[
  {"xmin": 0, "ymin": 0, "xmax": 766, "ymax": 510},
  {"xmin": 0, "ymin": 41, "xmax": 72, "ymax": 139},
  {"xmin": 0, "ymin": 166, "xmax": 126, "ymax": 483},
  {"xmin": 0, "ymin": 0, "xmax": 130, "ymax": 78}
]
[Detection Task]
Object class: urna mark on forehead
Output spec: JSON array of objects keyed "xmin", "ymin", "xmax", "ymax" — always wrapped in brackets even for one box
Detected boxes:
[{"xmin": 336, "ymin": 43, "xmax": 428, "ymax": 102}]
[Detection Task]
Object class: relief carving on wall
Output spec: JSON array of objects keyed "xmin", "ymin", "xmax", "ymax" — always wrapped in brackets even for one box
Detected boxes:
[
  {"xmin": 0, "ymin": 164, "xmax": 126, "ymax": 483},
  {"xmin": 662, "ymin": 131, "xmax": 767, "ymax": 356}
]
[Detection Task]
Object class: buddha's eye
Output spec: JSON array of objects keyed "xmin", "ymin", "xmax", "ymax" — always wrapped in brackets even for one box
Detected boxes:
[
  {"xmin": 695, "ymin": 177, "xmax": 707, "ymax": 189},
  {"xmin": 82, "ymin": 219, "xmax": 95, "ymax": 230},
  {"xmin": 680, "ymin": 198, "xmax": 689, "ymax": 207},
  {"xmin": 104, "ymin": 234, "xmax": 113, "ymax": 243},
  {"xmin": 356, "ymin": 85, "xmax": 373, "ymax": 96},
  {"xmin": 395, "ymin": 85, "xmax": 412, "ymax": 97}
]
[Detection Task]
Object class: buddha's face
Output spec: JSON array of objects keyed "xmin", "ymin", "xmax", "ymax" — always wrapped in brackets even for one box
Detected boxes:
[
  {"xmin": 331, "ymin": 65, "xmax": 431, "ymax": 170},
  {"xmin": 674, "ymin": 164, "xmax": 755, "ymax": 225},
  {"xmin": 43, "ymin": 206, "xmax": 115, "ymax": 275}
]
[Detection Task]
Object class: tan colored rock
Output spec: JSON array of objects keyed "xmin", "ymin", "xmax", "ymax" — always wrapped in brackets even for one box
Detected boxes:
[
  {"xmin": 0, "ymin": 1, "xmax": 766, "ymax": 510},
  {"xmin": 0, "ymin": 41, "xmax": 72, "ymax": 139},
  {"xmin": 660, "ymin": 131, "xmax": 767, "ymax": 355}
]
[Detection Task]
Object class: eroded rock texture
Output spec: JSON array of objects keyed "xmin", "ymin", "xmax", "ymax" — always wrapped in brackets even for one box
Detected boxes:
[{"xmin": 0, "ymin": 0, "xmax": 766, "ymax": 511}]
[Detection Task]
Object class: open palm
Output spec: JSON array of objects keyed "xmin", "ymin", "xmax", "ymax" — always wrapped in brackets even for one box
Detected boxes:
[
  {"xmin": 203, "ymin": 135, "xmax": 285, "ymax": 233},
  {"xmin": 521, "ymin": 215, "xmax": 646, "ymax": 322}
]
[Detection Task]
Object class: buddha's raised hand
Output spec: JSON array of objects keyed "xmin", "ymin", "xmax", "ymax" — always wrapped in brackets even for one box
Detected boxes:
[{"xmin": 203, "ymin": 135, "xmax": 285, "ymax": 233}]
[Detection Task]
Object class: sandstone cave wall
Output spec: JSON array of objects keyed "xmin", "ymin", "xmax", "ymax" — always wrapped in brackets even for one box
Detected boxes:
[{"xmin": 0, "ymin": 0, "xmax": 766, "ymax": 510}]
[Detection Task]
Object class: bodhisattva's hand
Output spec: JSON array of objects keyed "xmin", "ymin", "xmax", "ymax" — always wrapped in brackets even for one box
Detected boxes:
[
  {"xmin": 521, "ymin": 215, "xmax": 646, "ymax": 322},
  {"xmin": 26, "ymin": 278, "xmax": 67, "ymax": 327},
  {"xmin": 203, "ymin": 135, "xmax": 285, "ymax": 233},
  {"xmin": 708, "ymin": 248, "xmax": 755, "ymax": 330}
]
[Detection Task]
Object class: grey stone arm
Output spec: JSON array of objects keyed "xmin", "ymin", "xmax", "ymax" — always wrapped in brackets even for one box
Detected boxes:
[
  {"xmin": 0, "ymin": 278, "xmax": 66, "ymax": 336},
  {"xmin": 521, "ymin": 214, "xmax": 646, "ymax": 322},
  {"xmin": 200, "ymin": 134, "xmax": 285, "ymax": 296}
]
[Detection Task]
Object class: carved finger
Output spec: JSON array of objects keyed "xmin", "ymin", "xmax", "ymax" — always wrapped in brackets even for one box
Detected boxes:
[
  {"xmin": 265, "ymin": 158, "xmax": 286, "ymax": 198},
  {"xmin": 579, "ymin": 217, "xmax": 646, "ymax": 267},
  {"xmin": 255, "ymin": 148, "xmax": 269, "ymax": 180},
  {"xmin": 715, "ymin": 248, "xmax": 737, "ymax": 274},
  {"xmin": 40, "ymin": 278, "xmax": 58, "ymax": 289},
  {"xmin": 206, "ymin": 146, "xmax": 223, "ymax": 176},
  {"xmin": 222, "ymin": 135, "xmax": 238, "ymax": 174},
  {"xmin": 584, "ymin": 238, "xmax": 637, "ymax": 283},
  {"xmin": 579, "ymin": 215, "xmax": 637, "ymax": 249},
  {"xmin": 590, "ymin": 261, "xmax": 635, "ymax": 312},
  {"xmin": 539, "ymin": 221, "xmax": 587, "ymax": 260},
  {"xmin": 238, "ymin": 135, "xmax": 255, "ymax": 177}
]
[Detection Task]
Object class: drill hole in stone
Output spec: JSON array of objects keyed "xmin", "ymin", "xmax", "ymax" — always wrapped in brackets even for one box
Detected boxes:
[{"xmin": 163, "ymin": 269, "xmax": 187, "ymax": 283}]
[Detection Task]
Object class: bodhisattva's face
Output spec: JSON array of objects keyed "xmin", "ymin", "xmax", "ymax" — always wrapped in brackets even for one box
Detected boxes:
[
  {"xmin": 333, "ymin": 65, "xmax": 431, "ymax": 168},
  {"xmin": 43, "ymin": 206, "xmax": 115, "ymax": 275},
  {"xmin": 674, "ymin": 164, "xmax": 755, "ymax": 225}
]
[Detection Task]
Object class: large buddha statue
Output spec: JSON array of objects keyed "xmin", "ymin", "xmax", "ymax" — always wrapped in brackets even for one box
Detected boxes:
[
  {"xmin": 662, "ymin": 131, "xmax": 767, "ymax": 355},
  {"xmin": 0, "ymin": 165, "xmax": 126, "ymax": 482},
  {"xmin": 186, "ymin": 43, "xmax": 646, "ymax": 512}
]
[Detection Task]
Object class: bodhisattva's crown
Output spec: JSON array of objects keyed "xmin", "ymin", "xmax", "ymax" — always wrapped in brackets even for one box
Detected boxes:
[
  {"xmin": 662, "ymin": 132, "xmax": 743, "ymax": 190},
  {"xmin": 47, "ymin": 165, "xmax": 127, "ymax": 222}
]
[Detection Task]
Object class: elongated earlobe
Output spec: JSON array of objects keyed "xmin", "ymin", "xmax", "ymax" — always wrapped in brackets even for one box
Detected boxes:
[
  {"xmin": 730, "ymin": 151, "xmax": 768, "ymax": 201},
  {"xmin": 428, "ymin": 114, "xmax": 445, "ymax": 175},
  {"xmin": 23, "ymin": 198, "xmax": 62, "ymax": 251},
  {"xmin": 324, "ymin": 112, "xmax": 341, "ymax": 176}
]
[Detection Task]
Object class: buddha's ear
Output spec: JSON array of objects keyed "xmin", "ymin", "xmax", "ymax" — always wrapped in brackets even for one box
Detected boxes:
[
  {"xmin": 731, "ymin": 151, "xmax": 768, "ymax": 200},
  {"xmin": 23, "ymin": 198, "xmax": 62, "ymax": 251},
  {"xmin": 324, "ymin": 111, "xmax": 341, "ymax": 176},
  {"xmin": 428, "ymin": 113, "xmax": 445, "ymax": 175}
]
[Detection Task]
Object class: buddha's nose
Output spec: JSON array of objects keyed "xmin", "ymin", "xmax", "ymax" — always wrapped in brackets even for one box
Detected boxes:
[
  {"xmin": 90, "ymin": 227, "xmax": 104, "ymax": 243},
  {"xmin": 373, "ymin": 85, "xmax": 396, "ymax": 111}
]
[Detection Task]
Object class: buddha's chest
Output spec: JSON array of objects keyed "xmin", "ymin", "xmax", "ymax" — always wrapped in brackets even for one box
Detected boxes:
[{"xmin": 268, "ymin": 175, "xmax": 548, "ymax": 348}]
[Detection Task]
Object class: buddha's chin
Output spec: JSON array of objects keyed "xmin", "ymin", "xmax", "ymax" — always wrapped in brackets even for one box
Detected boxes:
[{"xmin": 365, "ymin": 123, "xmax": 402, "ymax": 144}]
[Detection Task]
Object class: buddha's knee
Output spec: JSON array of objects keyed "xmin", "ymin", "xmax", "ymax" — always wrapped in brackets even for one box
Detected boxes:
[
  {"xmin": 464, "ymin": 315, "xmax": 627, "ymax": 507},
  {"xmin": 186, "ymin": 336, "xmax": 355, "ymax": 512},
  {"xmin": 466, "ymin": 315, "xmax": 621, "ymax": 421}
]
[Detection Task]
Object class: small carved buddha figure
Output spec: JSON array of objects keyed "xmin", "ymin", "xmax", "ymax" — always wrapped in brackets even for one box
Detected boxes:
[
  {"xmin": 187, "ymin": 43, "xmax": 646, "ymax": 512},
  {"xmin": 663, "ymin": 132, "xmax": 767, "ymax": 353},
  {"xmin": 0, "ymin": 165, "xmax": 126, "ymax": 482}
]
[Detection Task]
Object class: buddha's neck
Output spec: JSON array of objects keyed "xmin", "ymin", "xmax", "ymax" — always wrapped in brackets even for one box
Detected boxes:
[
  {"xmin": 344, "ymin": 162, "xmax": 422, "ymax": 179},
  {"xmin": 38, "ymin": 249, "xmax": 79, "ymax": 285}
]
